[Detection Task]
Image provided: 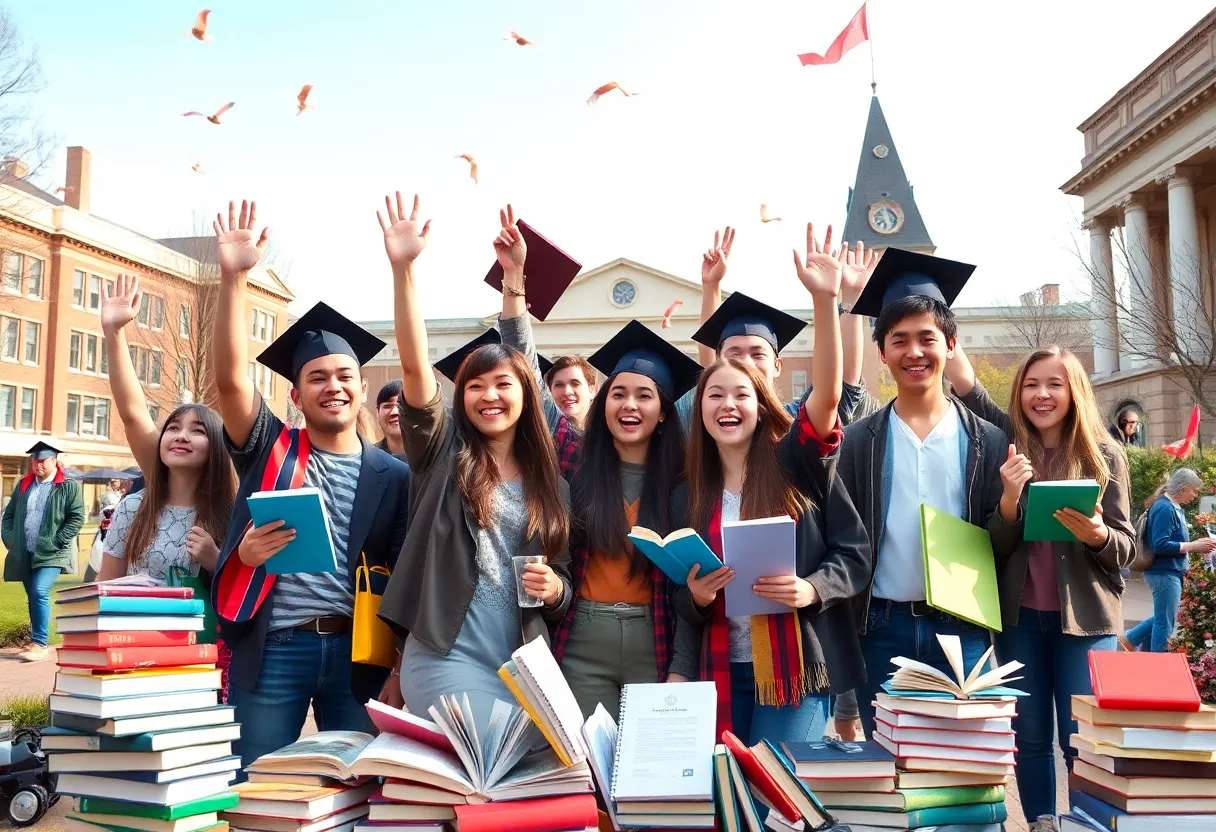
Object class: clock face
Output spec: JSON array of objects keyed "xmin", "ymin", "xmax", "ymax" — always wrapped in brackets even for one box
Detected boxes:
[
  {"xmin": 868, "ymin": 201, "xmax": 904, "ymax": 235},
  {"xmin": 611, "ymin": 279, "xmax": 637, "ymax": 307},
  {"xmin": 873, "ymin": 144, "xmax": 889, "ymax": 159}
]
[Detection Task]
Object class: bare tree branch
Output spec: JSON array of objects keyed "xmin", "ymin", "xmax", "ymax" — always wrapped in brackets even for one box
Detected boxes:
[{"xmin": 995, "ymin": 287, "xmax": 1091, "ymax": 353}]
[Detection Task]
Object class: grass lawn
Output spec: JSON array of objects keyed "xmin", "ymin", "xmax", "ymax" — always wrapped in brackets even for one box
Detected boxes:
[{"xmin": 0, "ymin": 530, "xmax": 92, "ymax": 647}]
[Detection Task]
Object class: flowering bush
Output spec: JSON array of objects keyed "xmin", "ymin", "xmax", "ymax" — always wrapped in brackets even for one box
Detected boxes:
[
  {"xmin": 1196, "ymin": 513, "xmax": 1216, "ymax": 529},
  {"xmin": 1170, "ymin": 555, "xmax": 1216, "ymax": 703}
]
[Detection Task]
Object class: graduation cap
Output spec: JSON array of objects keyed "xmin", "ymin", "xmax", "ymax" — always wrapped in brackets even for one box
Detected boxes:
[
  {"xmin": 692, "ymin": 292, "xmax": 807, "ymax": 354},
  {"xmin": 433, "ymin": 328, "xmax": 502, "ymax": 382},
  {"xmin": 26, "ymin": 440, "xmax": 61, "ymax": 459},
  {"xmin": 850, "ymin": 248, "xmax": 976, "ymax": 318},
  {"xmin": 484, "ymin": 220, "xmax": 581, "ymax": 321},
  {"xmin": 588, "ymin": 320, "xmax": 702, "ymax": 401},
  {"xmin": 257, "ymin": 302, "xmax": 386, "ymax": 382}
]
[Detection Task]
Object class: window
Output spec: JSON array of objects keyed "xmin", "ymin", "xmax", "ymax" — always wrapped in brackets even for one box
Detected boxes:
[
  {"xmin": 27, "ymin": 259, "xmax": 42, "ymax": 299},
  {"xmin": 19, "ymin": 388, "xmax": 34, "ymax": 430},
  {"xmin": 3, "ymin": 253, "xmax": 19, "ymax": 293},
  {"xmin": 249, "ymin": 361, "xmax": 274, "ymax": 399},
  {"xmin": 72, "ymin": 269, "xmax": 86, "ymax": 307},
  {"xmin": 100, "ymin": 339, "xmax": 108, "ymax": 376},
  {"xmin": 69, "ymin": 332, "xmax": 82, "ymax": 370},
  {"xmin": 66, "ymin": 395, "xmax": 78, "ymax": 434},
  {"xmin": 137, "ymin": 294, "xmax": 149, "ymax": 326},
  {"xmin": 150, "ymin": 350, "xmax": 162, "ymax": 386},
  {"xmin": 250, "ymin": 308, "xmax": 275, "ymax": 342},
  {"xmin": 0, "ymin": 317, "xmax": 16, "ymax": 360},
  {"xmin": 66, "ymin": 394, "xmax": 110, "ymax": 438},
  {"xmin": 103, "ymin": 278, "xmax": 114, "ymax": 301},
  {"xmin": 179, "ymin": 304, "xmax": 191, "ymax": 338},
  {"xmin": 790, "ymin": 370, "xmax": 809, "ymax": 400},
  {"xmin": 177, "ymin": 360, "xmax": 190, "ymax": 394},
  {"xmin": 0, "ymin": 385, "xmax": 13, "ymax": 428},
  {"xmin": 85, "ymin": 334, "xmax": 99, "ymax": 373},
  {"xmin": 152, "ymin": 297, "xmax": 166, "ymax": 330},
  {"xmin": 148, "ymin": 403, "xmax": 160, "ymax": 423},
  {"xmin": 88, "ymin": 275, "xmax": 102, "ymax": 311},
  {"xmin": 22, "ymin": 321, "xmax": 37, "ymax": 363}
]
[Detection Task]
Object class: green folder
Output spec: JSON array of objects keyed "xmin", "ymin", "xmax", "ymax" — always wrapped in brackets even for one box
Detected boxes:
[
  {"xmin": 920, "ymin": 504, "xmax": 1002, "ymax": 632},
  {"xmin": 1024, "ymin": 479, "xmax": 1100, "ymax": 542}
]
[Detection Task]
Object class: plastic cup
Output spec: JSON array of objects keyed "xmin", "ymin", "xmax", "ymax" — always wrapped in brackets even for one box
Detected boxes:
[{"xmin": 513, "ymin": 555, "xmax": 546, "ymax": 608}]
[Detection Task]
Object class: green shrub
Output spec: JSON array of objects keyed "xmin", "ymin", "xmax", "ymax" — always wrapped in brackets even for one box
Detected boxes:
[
  {"xmin": 1124, "ymin": 446, "xmax": 1216, "ymax": 526},
  {"xmin": 0, "ymin": 694, "xmax": 49, "ymax": 729}
]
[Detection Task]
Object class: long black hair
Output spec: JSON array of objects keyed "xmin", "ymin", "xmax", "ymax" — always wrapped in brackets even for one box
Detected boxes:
[{"xmin": 571, "ymin": 371, "xmax": 687, "ymax": 577}]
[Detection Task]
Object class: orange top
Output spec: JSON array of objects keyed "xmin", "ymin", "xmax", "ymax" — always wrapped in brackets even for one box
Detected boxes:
[{"xmin": 580, "ymin": 499, "xmax": 651, "ymax": 605}]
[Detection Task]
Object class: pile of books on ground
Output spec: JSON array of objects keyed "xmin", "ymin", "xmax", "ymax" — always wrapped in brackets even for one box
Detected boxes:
[
  {"xmin": 830, "ymin": 634, "xmax": 1018, "ymax": 831},
  {"xmin": 221, "ymin": 732, "xmax": 377, "ymax": 832},
  {"xmin": 45, "ymin": 576, "xmax": 241, "ymax": 832},
  {"xmin": 1060, "ymin": 651, "xmax": 1216, "ymax": 832}
]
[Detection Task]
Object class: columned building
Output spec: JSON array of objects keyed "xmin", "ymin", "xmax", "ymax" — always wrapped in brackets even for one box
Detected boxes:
[{"xmin": 1062, "ymin": 10, "xmax": 1216, "ymax": 446}]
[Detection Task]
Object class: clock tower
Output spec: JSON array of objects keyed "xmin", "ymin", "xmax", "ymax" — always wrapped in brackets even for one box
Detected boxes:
[{"xmin": 842, "ymin": 95, "xmax": 935, "ymax": 254}]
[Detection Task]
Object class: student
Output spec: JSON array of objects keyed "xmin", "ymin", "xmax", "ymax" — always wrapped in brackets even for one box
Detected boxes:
[
  {"xmin": 838, "ymin": 249, "xmax": 1018, "ymax": 739},
  {"xmin": 544, "ymin": 355, "xmax": 597, "ymax": 431},
  {"xmin": 948, "ymin": 344, "xmax": 1136, "ymax": 827},
  {"xmin": 207, "ymin": 200, "xmax": 411, "ymax": 771},
  {"xmin": 98, "ymin": 274, "xmax": 235, "ymax": 586},
  {"xmin": 674, "ymin": 224, "xmax": 871, "ymax": 743},
  {"xmin": 374, "ymin": 193, "xmax": 572, "ymax": 727},
  {"xmin": 1, "ymin": 440, "xmax": 85, "ymax": 662},
  {"xmin": 1125, "ymin": 468, "xmax": 1215, "ymax": 652},
  {"xmin": 375, "ymin": 380, "xmax": 405, "ymax": 457}
]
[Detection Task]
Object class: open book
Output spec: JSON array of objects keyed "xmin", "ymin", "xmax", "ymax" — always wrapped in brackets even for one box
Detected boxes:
[
  {"xmin": 627, "ymin": 526, "xmax": 724, "ymax": 585},
  {"xmin": 887, "ymin": 634, "xmax": 1025, "ymax": 700},
  {"xmin": 497, "ymin": 637, "xmax": 589, "ymax": 766},
  {"xmin": 245, "ymin": 731, "xmax": 373, "ymax": 781}
]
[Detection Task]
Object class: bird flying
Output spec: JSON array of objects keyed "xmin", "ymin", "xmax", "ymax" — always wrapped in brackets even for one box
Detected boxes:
[
  {"xmin": 297, "ymin": 85, "xmax": 313, "ymax": 116},
  {"xmin": 456, "ymin": 154, "xmax": 478, "ymax": 184},
  {"xmin": 183, "ymin": 102, "xmax": 234, "ymax": 125},
  {"xmin": 760, "ymin": 204, "xmax": 782, "ymax": 223},
  {"xmin": 587, "ymin": 82, "xmax": 635, "ymax": 105},
  {"xmin": 190, "ymin": 10, "xmax": 211, "ymax": 41},
  {"xmin": 505, "ymin": 30, "xmax": 535, "ymax": 46},
  {"xmin": 661, "ymin": 300, "xmax": 684, "ymax": 329}
]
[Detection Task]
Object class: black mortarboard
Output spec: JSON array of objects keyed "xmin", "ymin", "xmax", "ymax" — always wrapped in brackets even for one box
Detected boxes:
[
  {"xmin": 850, "ymin": 248, "xmax": 975, "ymax": 318},
  {"xmin": 433, "ymin": 328, "xmax": 501, "ymax": 382},
  {"xmin": 692, "ymin": 292, "xmax": 807, "ymax": 354},
  {"xmin": 257, "ymin": 302, "xmax": 386, "ymax": 382},
  {"xmin": 26, "ymin": 440, "xmax": 61, "ymax": 459},
  {"xmin": 484, "ymin": 220, "xmax": 582, "ymax": 321},
  {"xmin": 587, "ymin": 320, "xmax": 701, "ymax": 400},
  {"xmin": 537, "ymin": 354, "xmax": 554, "ymax": 376}
]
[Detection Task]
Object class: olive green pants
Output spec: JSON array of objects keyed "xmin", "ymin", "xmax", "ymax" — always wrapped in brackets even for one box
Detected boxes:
[{"xmin": 561, "ymin": 600, "xmax": 658, "ymax": 720}]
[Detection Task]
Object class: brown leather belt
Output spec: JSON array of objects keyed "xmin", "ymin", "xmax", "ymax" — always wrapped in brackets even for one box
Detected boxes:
[{"xmin": 293, "ymin": 616, "xmax": 350, "ymax": 635}]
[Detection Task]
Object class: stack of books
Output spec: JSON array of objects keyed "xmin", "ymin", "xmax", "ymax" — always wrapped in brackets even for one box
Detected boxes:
[
  {"xmin": 349, "ymin": 638, "xmax": 597, "ymax": 832},
  {"xmin": 720, "ymin": 731, "xmax": 837, "ymax": 832},
  {"xmin": 844, "ymin": 635, "xmax": 1018, "ymax": 830},
  {"xmin": 220, "ymin": 732, "xmax": 378, "ymax": 832},
  {"xmin": 1061, "ymin": 652, "xmax": 1216, "ymax": 832},
  {"xmin": 46, "ymin": 576, "xmax": 241, "ymax": 832}
]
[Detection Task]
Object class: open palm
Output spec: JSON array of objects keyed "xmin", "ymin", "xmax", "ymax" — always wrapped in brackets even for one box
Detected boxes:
[
  {"xmin": 100, "ymin": 273, "xmax": 140, "ymax": 334},
  {"xmin": 213, "ymin": 200, "xmax": 269, "ymax": 276},
  {"xmin": 792, "ymin": 222, "xmax": 843, "ymax": 297},
  {"xmin": 378, "ymin": 191, "xmax": 431, "ymax": 267},
  {"xmin": 842, "ymin": 241, "xmax": 879, "ymax": 305},
  {"xmin": 701, "ymin": 226, "xmax": 735, "ymax": 287}
]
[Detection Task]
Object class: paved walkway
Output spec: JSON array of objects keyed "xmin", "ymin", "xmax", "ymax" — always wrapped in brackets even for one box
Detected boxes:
[{"xmin": 2, "ymin": 578, "xmax": 1157, "ymax": 831}]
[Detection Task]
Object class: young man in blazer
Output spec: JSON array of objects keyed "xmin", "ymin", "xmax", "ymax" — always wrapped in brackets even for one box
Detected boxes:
[{"xmin": 208, "ymin": 200, "xmax": 411, "ymax": 771}]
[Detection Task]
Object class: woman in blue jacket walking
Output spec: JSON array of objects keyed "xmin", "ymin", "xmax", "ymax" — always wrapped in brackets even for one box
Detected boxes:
[{"xmin": 1124, "ymin": 468, "xmax": 1216, "ymax": 652}]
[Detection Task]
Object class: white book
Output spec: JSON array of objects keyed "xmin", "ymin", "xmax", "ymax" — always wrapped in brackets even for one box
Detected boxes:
[
  {"xmin": 379, "ymin": 781, "xmax": 472, "ymax": 805},
  {"xmin": 50, "ymin": 690, "xmax": 218, "ymax": 719},
  {"xmin": 874, "ymin": 705, "xmax": 1011, "ymax": 734},
  {"xmin": 48, "ymin": 741, "xmax": 233, "ymax": 773},
  {"xmin": 888, "ymin": 634, "xmax": 1023, "ymax": 698},
  {"xmin": 365, "ymin": 804, "xmax": 455, "ymax": 822},
  {"xmin": 219, "ymin": 805, "xmax": 369, "ymax": 832},
  {"xmin": 510, "ymin": 637, "xmax": 589, "ymax": 765},
  {"xmin": 872, "ymin": 723, "xmax": 1015, "ymax": 752},
  {"xmin": 57, "ymin": 771, "xmax": 235, "ymax": 804},
  {"xmin": 722, "ymin": 516, "xmax": 796, "ymax": 617},
  {"xmin": 56, "ymin": 615, "xmax": 206, "ymax": 633},
  {"xmin": 351, "ymin": 732, "xmax": 476, "ymax": 796},
  {"xmin": 1076, "ymin": 719, "xmax": 1216, "ymax": 752},
  {"xmin": 54, "ymin": 669, "xmax": 222, "ymax": 699},
  {"xmin": 582, "ymin": 704, "xmax": 621, "ymax": 831},
  {"xmin": 610, "ymin": 681, "xmax": 717, "ymax": 803}
]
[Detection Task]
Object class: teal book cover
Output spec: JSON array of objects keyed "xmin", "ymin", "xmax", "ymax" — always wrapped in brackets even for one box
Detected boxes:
[
  {"xmin": 246, "ymin": 487, "xmax": 337, "ymax": 575},
  {"xmin": 628, "ymin": 527, "xmax": 724, "ymax": 585}
]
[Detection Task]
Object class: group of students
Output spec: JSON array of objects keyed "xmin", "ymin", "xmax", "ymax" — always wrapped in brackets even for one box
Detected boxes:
[{"xmin": 6, "ymin": 190, "xmax": 1178, "ymax": 831}]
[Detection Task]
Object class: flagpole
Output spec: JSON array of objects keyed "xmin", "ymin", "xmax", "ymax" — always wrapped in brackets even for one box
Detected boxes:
[{"xmin": 869, "ymin": 0, "xmax": 877, "ymax": 93}]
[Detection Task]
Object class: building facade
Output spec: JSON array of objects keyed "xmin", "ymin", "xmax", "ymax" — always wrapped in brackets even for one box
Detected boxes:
[
  {"xmin": 1063, "ymin": 10, "xmax": 1216, "ymax": 447},
  {"xmin": 0, "ymin": 146, "xmax": 293, "ymax": 506}
]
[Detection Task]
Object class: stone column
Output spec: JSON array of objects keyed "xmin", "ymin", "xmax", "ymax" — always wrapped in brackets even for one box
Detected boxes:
[
  {"xmin": 1121, "ymin": 195, "xmax": 1154, "ymax": 367},
  {"xmin": 1087, "ymin": 218, "xmax": 1119, "ymax": 374},
  {"xmin": 1164, "ymin": 166, "xmax": 1205, "ymax": 355}
]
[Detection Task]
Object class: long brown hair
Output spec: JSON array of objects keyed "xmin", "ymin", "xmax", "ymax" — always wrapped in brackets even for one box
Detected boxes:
[
  {"xmin": 687, "ymin": 358, "xmax": 810, "ymax": 534},
  {"xmin": 453, "ymin": 344, "xmax": 569, "ymax": 556},
  {"xmin": 1008, "ymin": 346, "xmax": 1113, "ymax": 490},
  {"xmin": 124, "ymin": 404, "xmax": 236, "ymax": 566}
]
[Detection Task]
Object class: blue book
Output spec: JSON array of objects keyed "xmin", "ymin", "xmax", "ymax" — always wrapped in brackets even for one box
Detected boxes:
[
  {"xmin": 54, "ymin": 596, "xmax": 205, "ymax": 615},
  {"xmin": 1068, "ymin": 790, "xmax": 1121, "ymax": 831},
  {"xmin": 722, "ymin": 516, "xmax": 796, "ymax": 617},
  {"xmin": 627, "ymin": 527, "xmax": 724, "ymax": 585},
  {"xmin": 880, "ymin": 682, "xmax": 1029, "ymax": 699},
  {"xmin": 246, "ymin": 488, "xmax": 337, "ymax": 575},
  {"xmin": 780, "ymin": 739, "xmax": 896, "ymax": 778}
]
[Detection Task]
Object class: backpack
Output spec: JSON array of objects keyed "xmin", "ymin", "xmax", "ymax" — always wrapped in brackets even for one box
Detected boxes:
[{"xmin": 1129, "ymin": 509, "xmax": 1155, "ymax": 572}]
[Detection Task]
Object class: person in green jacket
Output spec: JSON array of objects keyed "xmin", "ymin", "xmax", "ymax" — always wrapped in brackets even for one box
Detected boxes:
[{"xmin": 1, "ymin": 440, "xmax": 85, "ymax": 662}]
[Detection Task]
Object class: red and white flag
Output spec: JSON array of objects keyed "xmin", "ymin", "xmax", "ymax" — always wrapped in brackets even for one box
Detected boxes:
[
  {"xmin": 1162, "ymin": 404, "xmax": 1202, "ymax": 459},
  {"xmin": 798, "ymin": 3, "xmax": 869, "ymax": 66}
]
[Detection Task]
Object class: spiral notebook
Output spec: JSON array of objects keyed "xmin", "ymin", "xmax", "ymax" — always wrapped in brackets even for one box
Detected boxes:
[{"xmin": 610, "ymin": 681, "xmax": 717, "ymax": 803}]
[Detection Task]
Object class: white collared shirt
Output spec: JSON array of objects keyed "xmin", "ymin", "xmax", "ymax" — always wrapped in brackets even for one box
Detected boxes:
[{"xmin": 873, "ymin": 405, "xmax": 967, "ymax": 601}]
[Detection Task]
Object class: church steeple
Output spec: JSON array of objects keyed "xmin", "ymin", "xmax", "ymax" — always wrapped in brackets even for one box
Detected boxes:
[{"xmin": 842, "ymin": 95, "xmax": 934, "ymax": 252}]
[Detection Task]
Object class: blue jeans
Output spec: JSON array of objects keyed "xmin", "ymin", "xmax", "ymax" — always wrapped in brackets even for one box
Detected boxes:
[
  {"xmin": 858, "ymin": 604, "xmax": 991, "ymax": 739},
  {"xmin": 228, "ymin": 629, "xmax": 371, "ymax": 774},
  {"xmin": 23, "ymin": 567, "xmax": 59, "ymax": 646},
  {"xmin": 729, "ymin": 662, "xmax": 829, "ymax": 746},
  {"xmin": 1126, "ymin": 571, "xmax": 1183, "ymax": 652},
  {"xmin": 996, "ymin": 608, "xmax": 1116, "ymax": 820}
]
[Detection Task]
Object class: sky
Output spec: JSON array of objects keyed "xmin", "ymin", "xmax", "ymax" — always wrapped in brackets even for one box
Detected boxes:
[{"xmin": 9, "ymin": 0, "xmax": 1215, "ymax": 323}]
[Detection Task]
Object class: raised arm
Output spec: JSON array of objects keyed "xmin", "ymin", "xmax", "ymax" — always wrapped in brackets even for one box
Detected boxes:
[
  {"xmin": 100, "ymin": 275, "xmax": 160, "ymax": 475},
  {"xmin": 840, "ymin": 242, "xmax": 878, "ymax": 388},
  {"xmin": 212, "ymin": 200, "xmax": 270, "ymax": 448},
  {"xmin": 697, "ymin": 227, "xmax": 734, "ymax": 367},
  {"xmin": 378, "ymin": 191, "xmax": 435, "ymax": 409},
  {"xmin": 792, "ymin": 223, "xmax": 844, "ymax": 438},
  {"xmin": 945, "ymin": 342, "xmax": 978, "ymax": 396}
]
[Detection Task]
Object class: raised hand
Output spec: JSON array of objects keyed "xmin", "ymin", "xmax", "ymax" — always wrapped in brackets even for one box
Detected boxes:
[
  {"xmin": 493, "ymin": 204, "xmax": 527, "ymax": 278},
  {"xmin": 213, "ymin": 200, "xmax": 269, "ymax": 277},
  {"xmin": 841, "ymin": 241, "xmax": 879, "ymax": 307},
  {"xmin": 700, "ymin": 226, "xmax": 735, "ymax": 288},
  {"xmin": 792, "ymin": 223, "xmax": 843, "ymax": 299},
  {"xmin": 377, "ymin": 191, "xmax": 432, "ymax": 268},
  {"xmin": 100, "ymin": 273, "xmax": 141, "ymax": 335}
]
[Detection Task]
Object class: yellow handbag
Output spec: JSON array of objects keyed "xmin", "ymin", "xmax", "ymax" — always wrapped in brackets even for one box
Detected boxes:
[{"xmin": 353, "ymin": 552, "xmax": 397, "ymax": 668}]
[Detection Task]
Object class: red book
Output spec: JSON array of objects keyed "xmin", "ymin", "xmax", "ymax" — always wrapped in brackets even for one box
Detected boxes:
[
  {"xmin": 1089, "ymin": 651, "xmax": 1201, "ymax": 712},
  {"xmin": 56, "ymin": 583, "xmax": 194, "ymax": 601},
  {"xmin": 722, "ymin": 731, "xmax": 800, "ymax": 822},
  {"xmin": 60, "ymin": 631, "xmax": 199, "ymax": 649},
  {"xmin": 56, "ymin": 644, "xmax": 218, "ymax": 669},
  {"xmin": 454, "ymin": 795, "xmax": 597, "ymax": 832},
  {"xmin": 483, "ymin": 219, "xmax": 582, "ymax": 322},
  {"xmin": 365, "ymin": 700, "xmax": 454, "ymax": 753}
]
